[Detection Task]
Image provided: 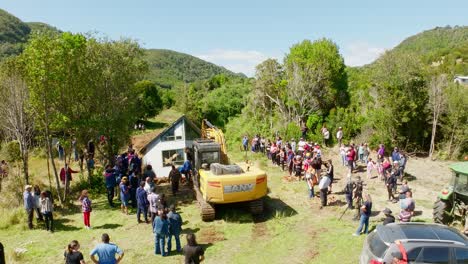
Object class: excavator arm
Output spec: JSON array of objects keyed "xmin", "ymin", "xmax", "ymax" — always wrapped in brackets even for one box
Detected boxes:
[{"xmin": 201, "ymin": 119, "xmax": 229, "ymax": 164}]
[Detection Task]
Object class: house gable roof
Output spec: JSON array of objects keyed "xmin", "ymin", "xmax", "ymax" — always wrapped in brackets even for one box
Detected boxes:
[{"xmin": 139, "ymin": 115, "xmax": 200, "ymax": 154}]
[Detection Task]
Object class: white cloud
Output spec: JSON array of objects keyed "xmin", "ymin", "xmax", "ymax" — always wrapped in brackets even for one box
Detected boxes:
[
  {"xmin": 342, "ymin": 42, "xmax": 387, "ymax": 66},
  {"xmin": 196, "ymin": 49, "xmax": 273, "ymax": 77}
]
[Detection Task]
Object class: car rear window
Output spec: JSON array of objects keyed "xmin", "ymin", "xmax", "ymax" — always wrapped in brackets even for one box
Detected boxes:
[
  {"xmin": 368, "ymin": 232, "xmax": 389, "ymax": 257},
  {"xmin": 418, "ymin": 247, "xmax": 450, "ymax": 264},
  {"xmin": 433, "ymin": 228, "xmax": 467, "ymax": 244}
]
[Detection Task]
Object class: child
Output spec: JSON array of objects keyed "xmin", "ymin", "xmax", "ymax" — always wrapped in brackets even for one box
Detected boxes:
[
  {"xmin": 305, "ymin": 167, "xmax": 315, "ymax": 199},
  {"xmin": 363, "ymin": 143, "xmax": 370, "ymax": 164},
  {"xmin": 358, "ymin": 143, "xmax": 364, "ymax": 163},
  {"xmin": 64, "ymin": 240, "xmax": 85, "ymax": 264},
  {"xmin": 79, "ymin": 190, "xmax": 92, "ymax": 229},
  {"xmin": 120, "ymin": 177, "xmax": 130, "ymax": 215},
  {"xmin": 40, "ymin": 191, "xmax": 54, "ymax": 232},
  {"xmin": 366, "ymin": 158, "xmax": 376, "ymax": 179}
]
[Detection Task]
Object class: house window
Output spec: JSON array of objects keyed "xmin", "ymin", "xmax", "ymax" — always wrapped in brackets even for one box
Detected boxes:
[
  {"xmin": 162, "ymin": 149, "xmax": 185, "ymax": 167},
  {"xmin": 162, "ymin": 126, "xmax": 183, "ymax": 141}
]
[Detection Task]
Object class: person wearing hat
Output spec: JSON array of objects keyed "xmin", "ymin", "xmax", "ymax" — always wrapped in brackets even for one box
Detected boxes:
[
  {"xmin": 23, "ymin": 185, "xmax": 35, "ymax": 229},
  {"xmin": 382, "ymin": 208, "xmax": 395, "ymax": 225},
  {"xmin": 167, "ymin": 205, "xmax": 183, "ymax": 253},
  {"xmin": 119, "ymin": 177, "xmax": 130, "ymax": 215}
]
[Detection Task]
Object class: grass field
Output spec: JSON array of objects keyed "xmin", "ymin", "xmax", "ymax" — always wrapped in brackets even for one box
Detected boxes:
[
  {"xmin": 0, "ymin": 111, "xmax": 449, "ymax": 263},
  {"xmin": 0, "ymin": 150, "xmax": 374, "ymax": 264}
]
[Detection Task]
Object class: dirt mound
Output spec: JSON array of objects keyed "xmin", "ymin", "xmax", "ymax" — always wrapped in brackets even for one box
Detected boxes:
[{"xmin": 198, "ymin": 227, "xmax": 225, "ymax": 243}]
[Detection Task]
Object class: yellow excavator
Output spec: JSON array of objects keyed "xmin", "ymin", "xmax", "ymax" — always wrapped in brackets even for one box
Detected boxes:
[{"xmin": 193, "ymin": 120, "xmax": 268, "ymax": 221}]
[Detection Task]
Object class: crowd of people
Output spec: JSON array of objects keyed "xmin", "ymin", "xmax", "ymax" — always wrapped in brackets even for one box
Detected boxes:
[
  {"xmin": 18, "ymin": 124, "xmax": 420, "ymax": 262},
  {"xmin": 21, "ymin": 142, "xmax": 205, "ymax": 264},
  {"xmin": 242, "ymin": 127, "xmax": 415, "ymax": 237}
]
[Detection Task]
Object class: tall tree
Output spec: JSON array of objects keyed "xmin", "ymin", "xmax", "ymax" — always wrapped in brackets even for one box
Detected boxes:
[
  {"xmin": 371, "ymin": 51, "xmax": 428, "ymax": 149},
  {"xmin": 428, "ymin": 75, "xmax": 448, "ymax": 158},
  {"xmin": 134, "ymin": 80, "xmax": 163, "ymax": 119},
  {"xmin": 0, "ymin": 58, "xmax": 34, "ymax": 184},
  {"xmin": 284, "ymin": 39, "xmax": 348, "ymax": 124},
  {"xmin": 21, "ymin": 32, "xmax": 64, "ymax": 202}
]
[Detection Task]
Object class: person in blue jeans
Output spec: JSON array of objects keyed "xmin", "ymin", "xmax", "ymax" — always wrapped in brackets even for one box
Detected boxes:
[
  {"xmin": 153, "ymin": 208, "xmax": 169, "ymax": 256},
  {"xmin": 354, "ymin": 194, "xmax": 372, "ymax": 236},
  {"xmin": 136, "ymin": 181, "xmax": 149, "ymax": 223},
  {"xmin": 167, "ymin": 205, "xmax": 183, "ymax": 253}
]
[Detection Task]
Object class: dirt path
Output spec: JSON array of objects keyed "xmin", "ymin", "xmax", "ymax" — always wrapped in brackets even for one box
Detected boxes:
[{"xmin": 324, "ymin": 147, "xmax": 452, "ymax": 221}]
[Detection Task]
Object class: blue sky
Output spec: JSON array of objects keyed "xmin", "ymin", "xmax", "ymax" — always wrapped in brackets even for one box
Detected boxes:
[{"xmin": 2, "ymin": 0, "xmax": 467, "ymax": 76}]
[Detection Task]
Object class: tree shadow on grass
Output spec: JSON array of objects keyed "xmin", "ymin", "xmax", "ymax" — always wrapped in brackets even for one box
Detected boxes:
[
  {"xmin": 215, "ymin": 196, "xmax": 298, "ymax": 224},
  {"xmin": 403, "ymin": 173, "xmax": 417, "ymax": 182},
  {"xmin": 142, "ymin": 120, "xmax": 167, "ymax": 131},
  {"xmin": 94, "ymin": 223, "xmax": 123, "ymax": 229},
  {"xmin": 55, "ymin": 218, "xmax": 81, "ymax": 231}
]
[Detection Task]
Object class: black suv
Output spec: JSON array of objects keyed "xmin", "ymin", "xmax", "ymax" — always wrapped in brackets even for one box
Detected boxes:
[{"xmin": 360, "ymin": 223, "xmax": 468, "ymax": 264}]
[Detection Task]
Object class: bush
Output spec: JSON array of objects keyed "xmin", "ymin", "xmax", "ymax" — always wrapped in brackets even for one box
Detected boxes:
[
  {"xmin": 0, "ymin": 207, "xmax": 25, "ymax": 229},
  {"xmin": 282, "ymin": 123, "xmax": 301, "ymax": 142},
  {"xmin": 1, "ymin": 140, "xmax": 21, "ymax": 162},
  {"xmin": 72, "ymin": 167, "xmax": 105, "ymax": 195}
]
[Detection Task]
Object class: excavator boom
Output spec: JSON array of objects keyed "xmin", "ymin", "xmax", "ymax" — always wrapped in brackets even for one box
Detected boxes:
[{"xmin": 201, "ymin": 119, "xmax": 229, "ymax": 164}]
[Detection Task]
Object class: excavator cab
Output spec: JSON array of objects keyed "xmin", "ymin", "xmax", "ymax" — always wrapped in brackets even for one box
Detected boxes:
[{"xmin": 193, "ymin": 139, "xmax": 221, "ymax": 171}]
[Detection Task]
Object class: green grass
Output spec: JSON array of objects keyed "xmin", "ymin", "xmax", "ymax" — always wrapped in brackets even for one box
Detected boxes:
[{"xmin": 1, "ymin": 143, "xmax": 369, "ymax": 264}]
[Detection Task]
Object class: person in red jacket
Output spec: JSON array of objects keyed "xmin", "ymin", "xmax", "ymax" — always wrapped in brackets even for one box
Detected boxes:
[
  {"xmin": 346, "ymin": 146, "xmax": 356, "ymax": 173},
  {"xmin": 391, "ymin": 240, "xmax": 408, "ymax": 264},
  {"xmin": 60, "ymin": 163, "xmax": 79, "ymax": 193}
]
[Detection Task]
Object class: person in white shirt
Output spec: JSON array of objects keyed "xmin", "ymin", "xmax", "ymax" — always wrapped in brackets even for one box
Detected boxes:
[
  {"xmin": 297, "ymin": 138, "xmax": 306, "ymax": 154},
  {"xmin": 322, "ymin": 127, "xmax": 330, "ymax": 147},
  {"xmin": 336, "ymin": 127, "xmax": 343, "ymax": 145},
  {"xmin": 147, "ymin": 188, "xmax": 159, "ymax": 225},
  {"xmin": 318, "ymin": 175, "xmax": 331, "ymax": 207},
  {"xmin": 290, "ymin": 138, "xmax": 296, "ymax": 152}
]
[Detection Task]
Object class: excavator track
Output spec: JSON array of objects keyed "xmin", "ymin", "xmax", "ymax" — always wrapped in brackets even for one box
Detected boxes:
[
  {"xmin": 193, "ymin": 171, "xmax": 216, "ymax": 221},
  {"xmin": 249, "ymin": 199, "xmax": 264, "ymax": 215}
]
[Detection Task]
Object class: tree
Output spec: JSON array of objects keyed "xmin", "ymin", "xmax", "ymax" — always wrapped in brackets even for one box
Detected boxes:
[
  {"xmin": 371, "ymin": 51, "xmax": 428, "ymax": 149},
  {"xmin": 284, "ymin": 39, "xmax": 348, "ymax": 124},
  {"xmin": 83, "ymin": 38, "xmax": 147, "ymax": 164},
  {"xmin": 134, "ymin": 80, "xmax": 163, "ymax": 119},
  {"xmin": 253, "ymin": 59, "xmax": 287, "ymax": 127},
  {"xmin": 442, "ymin": 82, "xmax": 468, "ymax": 158},
  {"xmin": 428, "ymin": 75, "xmax": 448, "ymax": 158},
  {"xmin": 0, "ymin": 58, "xmax": 34, "ymax": 184},
  {"xmin": 21, "ymin": 32, "xmax": 65, "ymax": 203}
]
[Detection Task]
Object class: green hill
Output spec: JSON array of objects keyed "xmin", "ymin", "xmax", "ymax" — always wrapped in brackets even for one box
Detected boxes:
[
  {"xmin": 144, "ymin": 49, "xmax": 245, "ymax": 88},
  {"xmin": 0, "ymin": 9, "xmax": 245, "ymax": 86},
  {"xmin": 368, "ymin": 26, "xmax": 468, "ymax": 68},
  {"xmin": 26, "ymin": 22, "xmax": 61, "ymax": 34},
  {"xmin": 392, "ymin": 26, "xmax": 468, "ymax": 60},
  {"xmin": 0, "ymin": 9, "xmax": 30, "ymax": 60}
]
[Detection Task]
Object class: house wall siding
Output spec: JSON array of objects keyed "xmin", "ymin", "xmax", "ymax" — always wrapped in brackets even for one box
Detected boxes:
[{"xmin": 142, "ymin": 119, "xmax": 198, "ymax": 178}]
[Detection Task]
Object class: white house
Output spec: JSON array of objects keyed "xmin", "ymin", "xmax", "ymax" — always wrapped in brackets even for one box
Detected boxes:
[
  {"xmin": 140, "ymin": 116, "xmax": 200, "ymax": 178},
  {"xmin": 454, "ymin": 76, "xmax": 468, "ymax": 85}
]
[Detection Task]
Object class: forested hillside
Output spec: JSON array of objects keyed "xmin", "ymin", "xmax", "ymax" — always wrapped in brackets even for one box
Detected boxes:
[
  {"xmin": 223, "ymin": 28, "xmax": 467, "ymax": 159},
  {"xmin": 391, "ymin": 26, "xmax": 468, "ymax": 63},
  {"xmin": 0, "ymin": 9, "xmax": 243, "ymax": 88},
  {"xmin": 144, "ymin": 49, "xmax": 244, "ymax": 88}
]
